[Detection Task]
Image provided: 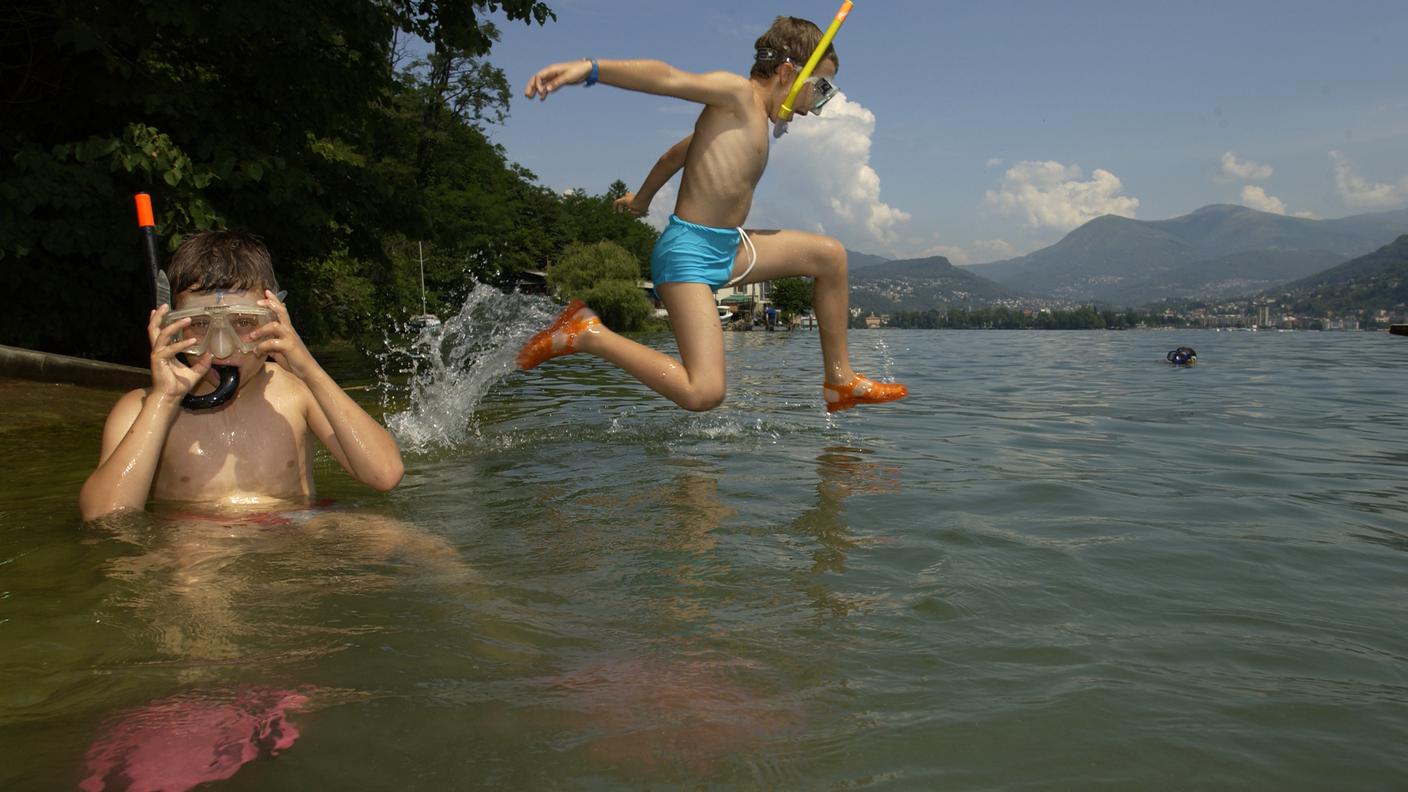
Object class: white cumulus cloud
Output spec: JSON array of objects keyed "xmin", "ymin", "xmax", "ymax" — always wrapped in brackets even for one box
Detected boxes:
[
  {"xmin": 972, "ymin": 238, "xmax": 1018, "ymax": 261},
  {"xmin": 1330, "ymin": 150, "xmax": 1406, "ymax": 210},
  {"xmin": 1238, "ymin": 185, "xmax": 1315, "ymax": 218},
  {"xmin": 1219, "ymin": 152, "xmax": 1273, "ymax": 182},
  {"xmin": 984, "ymin": 160, "xmax": 1139, "ymax": 231},
  {"xmin": 752, "ymin": 94, "xmax": 910, "ymax": 249},
  {"xmin": 1240, "ymin": 185, "xmax": 1287, "ymax": 214}
]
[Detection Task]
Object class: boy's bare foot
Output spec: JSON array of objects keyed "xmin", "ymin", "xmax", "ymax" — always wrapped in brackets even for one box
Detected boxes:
[
  {"xmin": 517, "ymin": 299, "xmax": 602, "ymax": 370},
  {"xmin": 823, "ymin": 374, "xmax": 909, "ymax": 413}
]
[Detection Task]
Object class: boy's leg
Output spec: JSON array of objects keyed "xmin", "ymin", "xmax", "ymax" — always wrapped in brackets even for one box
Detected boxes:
[
  {"xmin": 729, "ymin": 229, "xmax": 854, "ymax": 384},
  {"xmin": 729, "ymin": 229, "xmax": 906, "ymax": 410},
  {"xmin": 526, "ymin": 285, "xmax": 728, "ymax": 412},
  {"xmin": 652, "ymin": 282, "xmax": 728, "ymax": 410}
]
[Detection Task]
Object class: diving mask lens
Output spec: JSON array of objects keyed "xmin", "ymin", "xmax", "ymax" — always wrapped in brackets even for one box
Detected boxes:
[
  {"xmin": 808, "ymin": 76, "xmax": 837, "ymax": 113},
  {"xmin": 163, "ymin": 306, "xmax": 273, "ymax": 357}
]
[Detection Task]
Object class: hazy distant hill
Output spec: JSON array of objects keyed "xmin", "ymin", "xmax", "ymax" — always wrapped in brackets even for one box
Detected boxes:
[
  {"xmin": 1269, "ymin": 234, "xmax": 1408, "ymax": 315},
  {"xmin": 1128, "ymin": 248, "xmax": 1346, "ymax": 303},
  {"xmin": 963, "ymin": 204, "xmax": 1408, "ymax": 306},
  {"xmin": 848, "ymin": 254, "xmax": 1017, "ymax": 313},
  {"xmin": 846, "ymin": 250, "xmax": 890, "ymax": 270}
]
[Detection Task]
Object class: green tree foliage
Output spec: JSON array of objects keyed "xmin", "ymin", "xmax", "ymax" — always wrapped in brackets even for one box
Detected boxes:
[
  {"xmin": 2, "ymin": 0, "xmax": 669, "ymax": 361},
  {"xmin": 0, "ymin": 0, "xmax": 570, "ymax": 360},
  {"xmin": 295, "ymin": 249, "xmax": 380, "ymax": 342},
  {"xmin": 769, "ymin": 277, "xmax": 813, "ymax": 320},
  {"xmin": 577, "ymin": 279, "xmax": 654, "ymax": 333},
  {"xmin": 546, "ymin": 241, "xmax": 653, "ymax": 331},
  {"xmin": 546, "ymin": 241, "xmax": 639, "ymax": 294},
  {"xmin": 556, "ymin": 189, "xmax": 659, "ymax": 277}
]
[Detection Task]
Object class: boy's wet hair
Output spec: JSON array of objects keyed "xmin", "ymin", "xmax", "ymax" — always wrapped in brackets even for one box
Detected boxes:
[
  {"xmin": 751, "ymin": 16, "xmax": 838, "ymax": 79},
  {"xmin": 167, "ymin": 230, "xmax": 280, "ymax": 295}
]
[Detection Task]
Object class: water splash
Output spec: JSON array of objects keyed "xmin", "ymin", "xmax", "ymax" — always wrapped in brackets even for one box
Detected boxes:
[
  {"xmin": 379, "ymin": 284, "xmax": 848, "ymax": 451},
  {"xmin": 380, "ymin": 284, "xmax": 556, "ymax": 451},
  {"xmin": 870, "ymin": 333, "xmax": 897, "ymax": 382}
]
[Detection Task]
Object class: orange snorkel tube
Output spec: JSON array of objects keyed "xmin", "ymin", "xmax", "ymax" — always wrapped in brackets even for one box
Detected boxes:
[
  {"xmin": 774, "ymin": 0, "xmax": 853, "ymax": 138},
  {"xmin": 135, "ymin": 193, "xmax": 166, "ymax": 308},
  {"xmin": 134, "ymin": 193, "xmax": 240, "ymax": 410}
]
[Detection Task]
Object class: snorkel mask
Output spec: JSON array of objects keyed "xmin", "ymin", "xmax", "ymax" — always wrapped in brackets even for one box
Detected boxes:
[
  {"xmin": 134, "ymin": 193, "xmax": 242, "ymax": 410},
  {"xmin": 772, "ymin": 0, "xmax": 852, "ymax": 138},
  {"xmin": 1166, "ymin": 346, "xmax": 1198, "ymax": 367},
  {"xmin": 161, "ymin": 304, "xmax": 274, "ymax": 359},
  {"xmin": 803, "ymin": 75, "xmax": 839, "ymax": 113}
]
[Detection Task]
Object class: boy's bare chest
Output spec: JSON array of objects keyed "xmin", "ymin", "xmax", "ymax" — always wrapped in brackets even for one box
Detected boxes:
[
  {"xmin": 702, "ymin": 115, "xmax": 768, "ymax": 171},
  {"xmin": 153, "ymin": 386, "xmax": 311, "ymax": 502},
  {"xmin": 683, "ymin": 112, "xmax": 770, "ymax": 218}
]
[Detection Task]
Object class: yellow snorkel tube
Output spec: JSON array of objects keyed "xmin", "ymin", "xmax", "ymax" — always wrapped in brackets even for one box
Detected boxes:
[{"xmin": 774, "ymin": 0, "xmax": 853, "ymax": 138}]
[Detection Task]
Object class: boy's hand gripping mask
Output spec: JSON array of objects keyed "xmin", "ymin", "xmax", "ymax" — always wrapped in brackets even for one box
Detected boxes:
[{"xmin": 136, "ymin": 193, "xmax": 249, "ymax": 411}]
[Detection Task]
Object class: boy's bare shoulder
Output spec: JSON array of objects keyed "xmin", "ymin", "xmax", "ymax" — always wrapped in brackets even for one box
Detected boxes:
[
  {"xmin": 708, "ymin": 70, "xmax": 757, "ymax": 102},
  {"xmin": 106, "ymin": 387, "xmax": 150, "ymax": 423},
  {"xmin": 116, "ymin": 386, "xmax": 149, "ymax": 406},
  {"xmin": 261, "ymin": 362, "xmax": 316, "ymax": 403},
  {"xmin": 670, "ymin": 67, "xmax": 757, "ymax": 114},
  {"xmin": 710, "ymin": 69, "xmax": 754, "ymax": 90},
  {"xmin": 95, "ymin": 387, "xmax": 154, "ymax": 460},
  {"xmin": 259, "ymin": 362, "xmax": 342, "ymax": 419}
]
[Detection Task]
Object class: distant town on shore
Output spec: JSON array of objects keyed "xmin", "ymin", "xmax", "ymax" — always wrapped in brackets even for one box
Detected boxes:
[{"xmin": 842, "ymin": 204, "xmax": 1408, "ymax": 331}]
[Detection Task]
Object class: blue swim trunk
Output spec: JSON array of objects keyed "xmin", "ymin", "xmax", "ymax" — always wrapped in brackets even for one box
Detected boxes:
[{"xmin": 650, "ymin": 215, "xmax": 754, "ymax": 291}]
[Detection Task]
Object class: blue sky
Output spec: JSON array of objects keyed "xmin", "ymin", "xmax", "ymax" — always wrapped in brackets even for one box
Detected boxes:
[{"xmin": 480, "ymin": 0, "xmax": 1408, "ymax": 263}]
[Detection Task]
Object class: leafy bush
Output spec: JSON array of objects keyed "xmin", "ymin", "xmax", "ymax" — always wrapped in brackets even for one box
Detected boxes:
[
  {"xmin": 547, "ymin": 241, "xmax": 652, "ymax": 330},
  {"xmin": 769, "ymin": 277, "xmax": 814, "ymax": 320},
  {"xmin": 287, "ymin": 250, "xmax": 378, "ymax": 342},
  {"xmin": 580, "ymin": 280, "xmax": 653, "ymax": 331}
]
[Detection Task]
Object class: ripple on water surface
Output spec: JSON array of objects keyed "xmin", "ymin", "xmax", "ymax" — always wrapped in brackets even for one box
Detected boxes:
[{"xmin": 4, "ymin": 316, "xmax": 1408, "ymax": 788}]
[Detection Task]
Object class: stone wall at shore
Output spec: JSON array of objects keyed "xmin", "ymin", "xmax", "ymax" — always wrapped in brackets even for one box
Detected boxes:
[{"xmin": 0, "ymin": 345, "xmax": 148, "ymax": 389}]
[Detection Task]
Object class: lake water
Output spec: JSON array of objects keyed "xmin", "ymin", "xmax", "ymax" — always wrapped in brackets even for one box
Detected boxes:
[{"xmin": 3, "ymin": 308, "xmax": 1406, "ymax": 789}]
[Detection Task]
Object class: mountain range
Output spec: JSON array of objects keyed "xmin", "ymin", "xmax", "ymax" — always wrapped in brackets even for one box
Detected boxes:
[
  {"xmin": 957, "ymin": 204, "xmax": 1408, "ymax": 306},
  {"xmin": 843, "ymin": 252, "xmax": 1018, "ymax": 313},
  {"xmin": 1269, "ymin": 234, "xmax": 1408, "ymax": 315}
]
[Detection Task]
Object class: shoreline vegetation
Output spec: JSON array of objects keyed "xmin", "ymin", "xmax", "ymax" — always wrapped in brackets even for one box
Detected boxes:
[
  {"xmin": 860, "ymin": 306, "xmax": 1158, "ymax": 331},
  {"xmin": 859, "ymin": 302, "xmax": 1397, "ymax": 331},
  {"xmin": 2, "ymin": 0, "xmax": 666, "ymax": 367}
]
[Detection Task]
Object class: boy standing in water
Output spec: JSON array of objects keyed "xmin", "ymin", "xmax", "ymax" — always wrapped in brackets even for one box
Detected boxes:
[
  {"xmin": 519, "ymin": 15, "xmax": 908, "ymax": 413},
  {"xmin": 80, "ymin": 231, "xmax": 404, "ymax": 520}
]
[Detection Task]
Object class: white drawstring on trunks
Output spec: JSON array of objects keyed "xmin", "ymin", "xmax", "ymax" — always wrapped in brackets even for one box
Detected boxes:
[{"xmin": 722, "ymin": 227, "xmax": 757, "ymax": 288}]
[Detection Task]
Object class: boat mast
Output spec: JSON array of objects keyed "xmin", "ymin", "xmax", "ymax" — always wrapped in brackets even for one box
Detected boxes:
[{"xmin": 418, "ymin": 241, "xmax": 427, "ymax": 315}]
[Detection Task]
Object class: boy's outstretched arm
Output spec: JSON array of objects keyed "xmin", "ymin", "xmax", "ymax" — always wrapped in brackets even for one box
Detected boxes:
[
  {"xmin": 525, "ymin": 59, "xmax": 750, "ymax": 111},
  {"xmin": 252, "ymin": 291, "xmax": 404, "ymax": 492},
  {"xmin": 79, "ymin": 308, "xmax": 213, "ymax": 520},
  {"xmin": 615, "ymin": 134, "xmax": 692, "ymax": 217}
]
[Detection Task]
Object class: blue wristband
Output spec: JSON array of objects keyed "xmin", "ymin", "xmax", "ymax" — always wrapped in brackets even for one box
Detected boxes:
[{"xmin": 585, "ymin": 58, "xmax": 599, "ymax": 87}]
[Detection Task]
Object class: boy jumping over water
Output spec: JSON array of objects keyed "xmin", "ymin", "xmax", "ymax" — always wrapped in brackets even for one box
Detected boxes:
[{"xmin": 519, "ymin": 15, "xmax": 908, "ymax": 413}]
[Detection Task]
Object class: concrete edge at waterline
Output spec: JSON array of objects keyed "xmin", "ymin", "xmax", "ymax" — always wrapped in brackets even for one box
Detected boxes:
[
  {"xmin": 0, "ymin": 344, "xmax": 148, "ymax": 389},
  {"xmin": 0, "ymin": 344, "xmax": 373, "ymax": 393}
]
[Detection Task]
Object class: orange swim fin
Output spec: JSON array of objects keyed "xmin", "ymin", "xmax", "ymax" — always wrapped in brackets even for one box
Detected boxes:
[
  {"xmin": 517, "ymin": 299, "xmax": 601, "ymax": 370},
  {"xmin": 823, "ymin": 374, "xmax": 908, "ymax": 413}
]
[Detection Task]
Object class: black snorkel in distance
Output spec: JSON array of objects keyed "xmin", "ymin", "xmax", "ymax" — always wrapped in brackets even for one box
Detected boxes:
[{"xmin": 135, "ymin": 193, "xmax": 239, "ymax": 410}]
